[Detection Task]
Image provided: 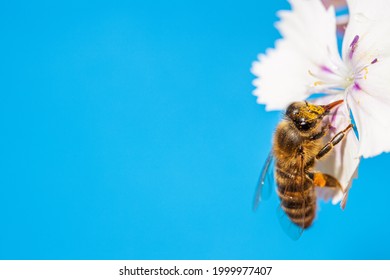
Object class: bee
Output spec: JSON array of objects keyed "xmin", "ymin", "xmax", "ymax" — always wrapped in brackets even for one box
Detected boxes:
[{"xmin": 254, "ymin": 99, "xmax": 353, "ymax": 238}]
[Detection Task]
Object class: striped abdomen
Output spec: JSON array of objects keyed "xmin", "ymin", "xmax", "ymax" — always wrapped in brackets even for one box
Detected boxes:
[{"xmin": 275, "ymin": 167, "xmax": 316, "ymax": 229}]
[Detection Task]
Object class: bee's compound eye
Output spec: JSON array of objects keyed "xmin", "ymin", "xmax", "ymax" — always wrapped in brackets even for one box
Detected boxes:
[
  {"xmin": 286, "ymin": 103, "xmax": 300, "ymax": 118},
  {"xmin": 298, "ymin": 119, "xmax": 312, "ymax": 131}
]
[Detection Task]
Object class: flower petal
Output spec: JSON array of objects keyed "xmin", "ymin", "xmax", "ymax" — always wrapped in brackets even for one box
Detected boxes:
[
  {"xmin": 251, "ymin": 0, "xmax": 340, "ymax": 111},
  {"xmin": 359, "ymin": 56, "xmax": 390, "ymax": 104},
  {"xmin": 343, "ymin": 0, "xmax": 390, "ymax": 68},
  {"xmin": 313, "ymin": 95, "xmax": 360, "ymax": 207},
  {"xmin": 251, "ymin": 41, "xmax": 312, "ymax": 110},
  {"xmin": 277, "ymin": 0, "xmax": 339, "ymax": 61},
  {"xmin": 347, "ymin": 86, "xmax": 390, "ymax": 158}
]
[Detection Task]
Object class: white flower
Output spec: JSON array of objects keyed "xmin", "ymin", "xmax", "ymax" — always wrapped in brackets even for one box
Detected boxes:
[
  {"xmin": 252, "ymin": 0, "xmax": 390, "ymax": 204},
  {"xmin": 252, "ymin": 0, "xmax": 340, "ymax": 110}
]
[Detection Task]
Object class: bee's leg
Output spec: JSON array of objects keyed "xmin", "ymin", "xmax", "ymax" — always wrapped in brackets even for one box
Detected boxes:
[
  {"xmin": 310, "ymin": 171, "xmax": 349, "ymax": 209},
  {"xmin": 310, "ymin": 124, "xmax": 330, "ymax": 140},
  {"xmin": 311, "ymin": 172, "xmax": 342, "ymax": 190},
  {"xmin": 316, "ymin": 124, "xmax": 353, "ymax": 159}
]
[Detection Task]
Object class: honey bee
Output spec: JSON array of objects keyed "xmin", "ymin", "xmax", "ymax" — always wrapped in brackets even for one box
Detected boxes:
[{"xmin": 254, "ymin": 99, "xmax": 353, "ymax": 239}]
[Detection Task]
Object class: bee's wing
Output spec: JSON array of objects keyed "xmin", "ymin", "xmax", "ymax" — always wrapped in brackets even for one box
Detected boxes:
[
  {"xmin": 253, "ymin": 151, "xmax": 275, "ymax": 211},
  {"xmin": 276, "ymin": 206, "xmax": 304, "ymax": 240},
  {"xmin": 276, "ymin": 152, "xmax": 305, "ymax": 240}
]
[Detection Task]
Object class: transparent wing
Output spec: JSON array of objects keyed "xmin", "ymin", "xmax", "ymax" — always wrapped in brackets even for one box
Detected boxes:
[
  {"xmin": 276, "ymin": 207, "xmax": 304, "ymax": 241},
  {"xmin": 253, "ymin": 151, "xmax": 275, "ymax": 211},
  {"xmin": 276, "ymin": 152, "xmax": 305, "ymax": 240}
]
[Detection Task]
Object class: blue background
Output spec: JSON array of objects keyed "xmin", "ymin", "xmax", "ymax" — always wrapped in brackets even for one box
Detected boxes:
[{"xmin": 1, "ymin": 0, "xmax": 389, "ymax": 259}]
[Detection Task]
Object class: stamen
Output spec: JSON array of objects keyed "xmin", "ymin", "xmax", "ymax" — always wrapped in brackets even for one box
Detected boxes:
[
  {"xmin": 314, "ymin": 81, "xmax": 324, "ymax": 86},
  {"xmin": 363, "ymin": 67, "xmax": 368, "ymax": 79},
  {"xmin": 320, "ymin": 65, "xmax": 334, "ymax": 73},
  {"xmin": 349, "ymin": 35, "xmax": 359, "ymax": 47},
  {"xmin": 353, "ymin": 82, "xmax": 361, "ymax": 91},
  {"xmin": 349, "ymin": 35, "xmax": 359, "ymax": 60},
  {"xmin": 371, "ymin": 58, "xmax": 378, "ymax": 64},
  {"xmin": 308, "ymin": 70, "xmax": 315, "ymax": 77}
]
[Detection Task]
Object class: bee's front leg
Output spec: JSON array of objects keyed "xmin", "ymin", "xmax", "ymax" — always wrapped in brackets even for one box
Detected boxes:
[
  {"xmin": 315, "ymin": 124, "xmax": 353, "ymax": 159},
  {"xmin": 309, "ymin": 123, "xmax": 330, "ymax": 140}
]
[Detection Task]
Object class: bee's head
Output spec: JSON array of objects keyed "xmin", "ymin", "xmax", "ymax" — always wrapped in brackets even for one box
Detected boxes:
[{"xmin": 285, "ymin": 100, "xmax": 343, "ymax": 132}]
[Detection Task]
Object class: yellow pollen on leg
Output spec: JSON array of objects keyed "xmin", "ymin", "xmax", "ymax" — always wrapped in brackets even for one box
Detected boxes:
[{"xmin": 314, "ymin": 173, "xmax": 327, "ymax": 187}]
